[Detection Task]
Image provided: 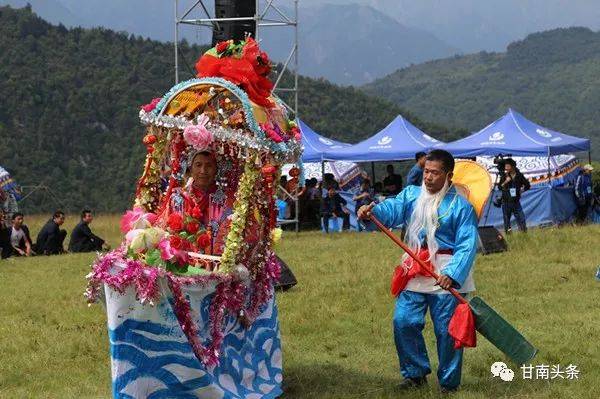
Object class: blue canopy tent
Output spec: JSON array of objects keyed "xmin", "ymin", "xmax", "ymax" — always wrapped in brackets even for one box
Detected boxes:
[
  {"xmin": 442, "ymin": 108, "xmax": 590, "ymax": 157},
  {"xmin": 441, "ymin": 109, "xmax": 591, "ymax": 228},
  {"xmin": 298, "ymin": 119, "xmax": 351, "ymax": 163},
  {"xmin": 323, "ymin": 115, "xmax": 445, "ymax": 162}
]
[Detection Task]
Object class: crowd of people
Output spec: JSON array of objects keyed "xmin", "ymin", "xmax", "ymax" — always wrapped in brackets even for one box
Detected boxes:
[
  {"xmin": 278, "ymin": 152, "xmax": 596, "ymax": 234},
  {"xmin": 0, "ymin": 209, "xmax": 108, "ymax": 260},
  {"xmin": 275, "ymin": 152, "xmax": 428, "ymax": 232}
]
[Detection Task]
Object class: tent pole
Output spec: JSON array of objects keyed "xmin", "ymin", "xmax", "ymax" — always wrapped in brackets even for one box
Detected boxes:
[
  {"xmin": 588, "ymin": 151, "xmax": 592, "ymax": 164},
  {"xmin": 321, "ymin": 161, "xmax": 325, "ymax": 178},
  {"xmin": 547, "ymin": 149, "xmax": 552, "ymax": 186},
  {"xmin": 371, "ymin": 162, "xmax": 376, "ymax": 184}
]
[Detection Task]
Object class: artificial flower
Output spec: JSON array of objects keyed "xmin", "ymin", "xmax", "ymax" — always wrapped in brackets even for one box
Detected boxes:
[
  {"xmin": 141, "ymin": 97, "xmax": 161, "ymax": 113},
  {"xmin": 270, "ymin": 227, "xmax": 282, "ymax": 244},
  {"xmin": 169, "ymin": 235, "xmax": 184, "ymax": 250},
  {"xmin": 216, "ymin": 40, "xmax": 230, "ymax": 54},
  {"xmin": 197, "ymin": 232, "xmax": 211, "ymax": 249},
  {"xmin": 158, "ymin": 237, "xmax": 176, "ymax": 261},
  {"xmin": 183, "ymin": 114, "xmax": 213, "ymax": 151},
  {"xmin": 168, "ymin": 213, "xmax": 184, "ymax": 232},
  {"xmin": 186, "ymin": 222, "xmax": 200, "ymax": 235},
  {"xmin": 191, "ymin": 206, "xmax": 203, "ymax": 220},
  {"xmin": 120, "ymin": 207, "xmax": 157, "ymax": 233},
  {"xmin": 126, "ymin": 227, "xmax": 165, "ymax": 252}
]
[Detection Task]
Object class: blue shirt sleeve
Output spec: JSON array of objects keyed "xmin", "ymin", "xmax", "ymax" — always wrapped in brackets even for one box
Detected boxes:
[
  {"xmin": 371, "ymin": 186, "xmax": 414, "ymax": 228},
  {"xmin": 442, "ymin": 201, "xmax": 478, "ymax": 289},
  {"xmin": 406, "ymin": 166, "xmax": 422, "ymax": 186}
]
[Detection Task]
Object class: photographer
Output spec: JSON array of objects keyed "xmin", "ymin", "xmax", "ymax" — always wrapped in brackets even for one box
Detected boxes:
[{"xmin": 498, "ymin": 158, "xmax": 530, "ymax": 234}]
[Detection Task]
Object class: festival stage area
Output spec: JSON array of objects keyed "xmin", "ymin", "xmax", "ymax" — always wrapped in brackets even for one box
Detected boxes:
[{"xmin": 1, "ymin": 214, "xmax": 599, "ymax": 399}]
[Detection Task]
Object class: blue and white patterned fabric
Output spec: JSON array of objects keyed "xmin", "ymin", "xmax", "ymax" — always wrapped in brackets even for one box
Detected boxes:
[{"xmin": 104, "ymin": 283, "xmax": 282, "ymax": 399}]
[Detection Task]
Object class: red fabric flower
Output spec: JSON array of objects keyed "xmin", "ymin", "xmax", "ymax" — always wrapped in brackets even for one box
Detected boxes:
[
  {"xmin": 186, "ymin": 222, "xmax": 199, "ymax": 235},
  {"xmin": 195, "ymin": 38, "xmax": 274, "ymax": 107},
  {"xmin": 216, "ymin": 41, "xmax": 229, "ymax": 53},
  {"xmin": 170, "ymin": 235, "xmax": 184, "ymax": 250},
  {"xmin": 196, "ymin": 233, "xmax": 211, "ymax": 249},
  {"xmin": 191, "ymin": 206, "xmax": 203, "ymax": 220},
  {"xmin": 168, "ymin": 213, "xmax": 184, "ymax": 232}
]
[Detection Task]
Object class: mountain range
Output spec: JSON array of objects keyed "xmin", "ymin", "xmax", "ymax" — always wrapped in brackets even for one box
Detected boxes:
[{"xmin": 363, "ymin": 27, "xmax": 600, "ymax": 157}]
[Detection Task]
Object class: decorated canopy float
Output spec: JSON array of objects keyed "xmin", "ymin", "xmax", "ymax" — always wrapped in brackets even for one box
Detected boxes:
[
  {"xmin": 0, "ymin": 165, "xmax": 20, "ymax": 217},
  {"xmin": 86, "ymin": 38, "xmax": 301, "ymax": 398}
]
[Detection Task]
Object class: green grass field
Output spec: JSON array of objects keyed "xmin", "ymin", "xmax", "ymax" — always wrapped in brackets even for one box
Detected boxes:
[{"xmin": 1, "ymin": 214, "xmax": 599, "ymax": 398}]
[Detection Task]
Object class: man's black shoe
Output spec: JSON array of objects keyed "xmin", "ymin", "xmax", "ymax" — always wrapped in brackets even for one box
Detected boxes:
[
  {"xmin": 440, "ymin": 386, "xmax": 458, "ymax": 394},
  {"xmin": 397, "ymin": 376, "xmax": 427, "ymax": 390}
]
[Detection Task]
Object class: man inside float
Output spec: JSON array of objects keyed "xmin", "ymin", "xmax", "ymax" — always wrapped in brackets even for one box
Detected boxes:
[{"xmin": 358, "ymin": 149, "xmax": 478, "ymax": 394}]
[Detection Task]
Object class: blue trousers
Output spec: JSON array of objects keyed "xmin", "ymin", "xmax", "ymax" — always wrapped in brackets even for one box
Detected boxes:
[{"xmin": 393, "ymin": 291, "xmax": 463, "ymax": 389}]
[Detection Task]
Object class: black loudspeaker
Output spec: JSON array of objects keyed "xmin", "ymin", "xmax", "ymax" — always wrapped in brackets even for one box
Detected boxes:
[
  {"xmin": 274, "ymin": 255, "xmax": 297, "ymax": 291},
  {"xmin": 478, "ymin": 226, "xmax": 508, "ymax": 255},
  {"xmin": 212, "ymin": 0, "xmax": 256, "ymax": 45}
]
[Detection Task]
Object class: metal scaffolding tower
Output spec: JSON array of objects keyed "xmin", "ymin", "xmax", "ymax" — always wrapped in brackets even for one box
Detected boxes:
[{"xmin": 173, "ymin": 0, "xmax": 299, "ymax": 116}]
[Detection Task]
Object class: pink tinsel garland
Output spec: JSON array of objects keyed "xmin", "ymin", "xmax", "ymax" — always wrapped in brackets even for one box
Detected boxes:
[{"xmin": 85, "ymin": 248, "xmax": 276, "ymax": 366}]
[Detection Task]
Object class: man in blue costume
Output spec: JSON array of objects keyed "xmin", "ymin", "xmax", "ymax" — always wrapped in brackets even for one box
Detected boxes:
[{"xmin": 358, "ymin": 149, "xmax": 478, "ymax": 394}]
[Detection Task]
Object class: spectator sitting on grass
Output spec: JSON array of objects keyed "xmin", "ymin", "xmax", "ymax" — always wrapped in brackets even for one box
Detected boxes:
[
  {"xmin": 8, "ymin": 212, "xmax": 32, "ymax": 257},
  {"xmin": 68, "ymin": 209, "xmax": 110, "ymax": 253},
  {"xmin": 34, "ymin": 210, "xmax": 67, "ymax": 255}
]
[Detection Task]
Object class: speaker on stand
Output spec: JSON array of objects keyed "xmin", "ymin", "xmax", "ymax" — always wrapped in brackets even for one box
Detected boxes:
[{"xmin": 212, "ymin": 0, "xmax": 257, "ymax": 45}]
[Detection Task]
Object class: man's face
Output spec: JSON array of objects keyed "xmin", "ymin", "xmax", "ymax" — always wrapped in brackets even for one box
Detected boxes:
[
  {"xmin": 328, "ymin": 188, "xmax": 336, "ymax": 197},
  {"xmin": 54, "ymin": 214, "xmax": 65, "ymax": 226},
  {"xmin": 504, "ymin": 163, "xmax": 514, "ymax": 173},
  {"xmin": 191, "ymin": 153, "xmax": 217, "ymax": 190},
  {"xmin": 423, "ymin": 160, "xmax": 450, "ymax": 194},
  {"xmin": 12, "ymin": 215, "xmax": 23, "ymax": 228},
  {"xmin": 83, "ymin": 213, "xmax": 93, "ymax": 224},
  {"xmin": 418, "ymin": 157, "xmax": 426, "ymax": 168}
]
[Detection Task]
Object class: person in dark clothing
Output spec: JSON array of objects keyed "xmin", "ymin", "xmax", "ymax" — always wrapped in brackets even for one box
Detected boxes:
[
  {"xmin": 321, "ymin": 187, "xmax": 348, "ymax": 233},
  {"xmin": 0, "ymin": 209, "xmax": 11, "ymax": 259},
  {"xmin": 574, "ymin": 164, "xmax": 594, "ymax": 224},
  {"xmin": 499, "ymin": 159, "xmax": 530, "ymax": 234},
  {"xmin": 69, "ymin": 209, "xmax": 108, "ymax": 253},
  {"xmin": 406, "ymin": 152, "xmax": 427, "ymax": 186},
  {"xmin": 35, "ymin": 210, "xmax": 67, "ymax": 255},
  {"xmin": 383, "ymin": 164, "xmax": 403, "ymax": 195}
]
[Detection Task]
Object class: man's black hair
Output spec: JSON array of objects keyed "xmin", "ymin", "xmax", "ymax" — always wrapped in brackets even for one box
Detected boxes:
[
  {"xmin": 12, "ymin": 212, "xmax": 24, "ymax": 220},
  {"xmin": 386, "ymin": 164, "xmax": 394, "ymax": 171},
  {"xmin": 81, "ymin": 209, "xmax": 92, "ymax": 219},
  {"xmin": 53, "ymin": 210, "xmax": 65, "ymax": 219},
  {"xmin": 415, "ymin": 151, "xmax": 427, "ymax": 161},
  {"xmin": 426, "ymin": 149, "xmax": 455, "ymax": 173}
]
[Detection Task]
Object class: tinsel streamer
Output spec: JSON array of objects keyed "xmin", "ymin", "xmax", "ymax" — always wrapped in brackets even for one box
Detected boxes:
[{"xmin": 218, "ymin": 158, "xmax": 260, "ymax": 273}]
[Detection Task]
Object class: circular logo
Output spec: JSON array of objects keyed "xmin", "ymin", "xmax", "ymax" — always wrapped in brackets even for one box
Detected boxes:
[
  {"xmin": 536, "ymin": 128, "xmax": 552, "ymax": 138},
  {"xmin": 377, "ymin": 136, "xmax": 392, "ymax": 145},
  {"xmin": 489, "ymin": 132, "xmax": 504, "ymax": 141},
  {"xmin": 318, "ymin": 137, "xmax": 334, "ymax": 146}
]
